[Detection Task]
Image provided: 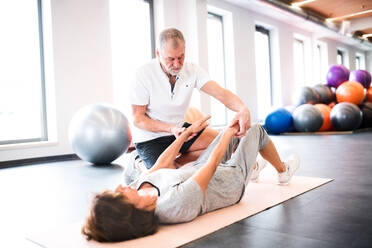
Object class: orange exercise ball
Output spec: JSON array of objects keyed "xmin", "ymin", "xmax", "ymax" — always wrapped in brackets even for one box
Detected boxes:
[
  {"xmin": 336, "ymin": 81, "xmax": 365, "ymax": 105},
  {"xmin": 367, "ymin": 87, "xmax": 372, "ymax": 103},
  {"xmin": 315, "ymin": 104, "xmax": 333, "ymax": 131}
]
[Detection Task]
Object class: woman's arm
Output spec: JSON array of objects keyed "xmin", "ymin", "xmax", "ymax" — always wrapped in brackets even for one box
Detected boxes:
[
  {"xmin": 192, "ymin": 124, "xmax": 239, "ymax": 196},
  {"xmin": 147, "ymin": 116, "xmax": 211, "ymax": 174}
]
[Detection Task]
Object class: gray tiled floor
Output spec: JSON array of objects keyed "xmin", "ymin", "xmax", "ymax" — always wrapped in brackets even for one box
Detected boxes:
[{"xmin": 0, "ymin": 132, "xmax": 371, "ymax": 247}]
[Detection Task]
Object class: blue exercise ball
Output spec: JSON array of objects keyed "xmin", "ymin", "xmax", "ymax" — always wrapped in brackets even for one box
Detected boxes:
[
  {"xmin": 264, "ymin": 108, "xmax": 293, "ymax": 134},
  {"xmin": 68, "ymin": 104, "xmax": 131, "ymax": 165},
  {"xmin": 293, "ymin": 104, "xmax": 323, "ymax": 132}
]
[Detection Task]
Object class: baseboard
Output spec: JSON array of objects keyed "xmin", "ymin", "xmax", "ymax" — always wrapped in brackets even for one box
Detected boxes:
[{"xmin": 0, "ymin": 154, "xmax": 80, "ymax": 169}]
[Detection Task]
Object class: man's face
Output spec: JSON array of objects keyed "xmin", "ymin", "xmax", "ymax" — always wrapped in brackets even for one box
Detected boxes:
[{"xmin": 157, "ymin": 39, "xmax": 185, "ymax": 76}]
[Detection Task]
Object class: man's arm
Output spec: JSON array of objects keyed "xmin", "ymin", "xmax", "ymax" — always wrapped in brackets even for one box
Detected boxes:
[
  {"xmin": 201, "ymin": 81, "xmax": 251, "ymax": 137},
  {"xmin": 192, "ymin": 124, "xmax": 239, "ymax": 196},
  {"xmin": 132, "ymin": 105, "xmax": 185, "ymax": 136}
]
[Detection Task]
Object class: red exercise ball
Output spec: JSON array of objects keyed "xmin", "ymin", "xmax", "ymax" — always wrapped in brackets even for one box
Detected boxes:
[
  {"xmin": 315, "ymin": 104, "xmax": 333, "ymax": 131},
  {"xmin": 336, "ymin": 81, "xmax": 365, "ymax": 105},
  {"xmin": 367, "ymin": 87, "xmax": 372, "ymax": 103}
]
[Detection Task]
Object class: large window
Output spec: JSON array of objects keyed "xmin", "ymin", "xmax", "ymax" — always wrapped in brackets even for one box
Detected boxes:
[
  {"xmin": 293, "ymin": 38, "xmax": 306, "ymax": 87},
  {"xmin": 0, "ymin": 0, "xmax": 48, "ymax": 145},
  {"xmin": 109, "ymin": 0, "xmax": 155, "ymax": 121},
  {"xmin": 255, "ymin": 25, "xmax": 273, "ymax": 122},
  {"xmin": 207, "ymin": 12, "xmax": 227, "ymax": 127}
]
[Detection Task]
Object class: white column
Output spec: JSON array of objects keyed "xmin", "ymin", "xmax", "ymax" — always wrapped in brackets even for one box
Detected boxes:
[{"xmin": 366, "ymin": 51, "xmax": 372, "ymax": 73}]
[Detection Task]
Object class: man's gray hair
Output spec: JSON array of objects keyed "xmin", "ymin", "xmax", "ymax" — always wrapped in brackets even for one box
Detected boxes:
[{"xmin": 158, "ymin": 28, "xmax": 185, "ymax": 53}]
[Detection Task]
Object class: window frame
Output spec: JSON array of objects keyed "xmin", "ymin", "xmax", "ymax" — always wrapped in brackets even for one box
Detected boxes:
[
  {"xmin": 145, "ymin": 0, "xmax": 156, "ymax": 58},
  {"xmin": 207, "ymin": 11, "xmax": 228, "ymax": 127},
  {"xmin": 0, "ymin": 0, "xmax": 48, "ymax": 145},
  {"xmin": 109, "ymin": 0, "xmax": 156, "ymax": 127},
  {"xmin": 356, "ymin": 55, "xmax": 361, "ymax": 70},
  {"xmin": 293, "ymin": 38, "xmax": 307, "ymax": 87},
  {"xmin": 314, "ymin": 43, "xmax": 322, "ymax": 83},
  {"xmin": 337, "ymin": 49, "xmax": 344, "ymax": 65},
  {"xmin": 255, "ymin": 25, "xmax": 274, "ymax": 106}
]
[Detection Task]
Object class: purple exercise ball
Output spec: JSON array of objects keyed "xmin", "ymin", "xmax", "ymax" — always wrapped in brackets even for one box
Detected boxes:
[
  {"xmin": 364, "ymin": 70, "xmax": 371, "ymax": 88},
  {"xmin": 350, "ymin": 70, "xmax": 371, "ymax": 89},
  {"xmin": 327, "ymin": 65, "xmax": 350, "ymax": 89}
]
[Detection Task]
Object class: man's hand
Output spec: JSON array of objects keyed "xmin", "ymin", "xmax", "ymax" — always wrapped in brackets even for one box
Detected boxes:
[
  {"xmin": 170, "ymin": 126, "xmax": 187, "ymax": 138},
  {"xmin": 228, "ymin": 122, "xmax": 240, "ymax": 135},
  {"xmin": 229, "ymin": 107, "xmax": 251, "ymax": 137}
]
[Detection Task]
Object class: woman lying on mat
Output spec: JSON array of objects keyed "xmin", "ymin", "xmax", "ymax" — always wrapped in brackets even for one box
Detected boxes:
[{"xmin": 82, "ymin": 116, "xmax": 300, "ymax": 242}]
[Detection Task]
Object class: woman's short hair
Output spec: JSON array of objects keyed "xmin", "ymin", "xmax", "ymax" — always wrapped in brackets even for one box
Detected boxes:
[{"xmin": 82, "ymin": 190, "xmax": 159, "ymax": 242}]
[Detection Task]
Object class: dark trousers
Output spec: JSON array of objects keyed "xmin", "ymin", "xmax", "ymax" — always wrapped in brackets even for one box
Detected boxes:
[{"xmin": 134, "ymin": 122, "xmax": 205, "ymax": 169}]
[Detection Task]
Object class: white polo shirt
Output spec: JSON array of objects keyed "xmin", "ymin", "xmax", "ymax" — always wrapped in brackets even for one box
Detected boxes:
[{"xmin": 130, "ymin": 59, "xmax": 210, "ymax": 143}]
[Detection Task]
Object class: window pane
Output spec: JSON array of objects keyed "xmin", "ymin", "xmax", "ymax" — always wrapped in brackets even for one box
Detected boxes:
[
  {"xmin": 0, "ymin": 0, "xmax": 47, "ymax": 143},
  {"xmin": 356, "ymin": 53, "xmax": 366, "ymax": 70},
  {"xmin": 255, "ymin": 27, "xmax": 273, "ymax": 122},
  {"xmin": 207, "ymin": 13, "xmax": 227, "ymax": 126},
  {"xmin": 337, "ymin": 50, "xmax": 344, "ymax": 65},
  {"xmin": 293, "ymin": 39, "xmax": 305, "ymax": 87},
  {"xmin": 314, "ymin": 44, "xmax": 322, "ymax": 83},
  {"xmin": 110, "ymin": 0, "xmax": 154, "ymax": 122},
  {"xmin": 356, "ymin": 56, "xmax": 361, "ymax": 70}
]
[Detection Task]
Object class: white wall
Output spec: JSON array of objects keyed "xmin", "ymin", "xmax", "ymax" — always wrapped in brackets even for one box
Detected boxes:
[
  {"xmin": 1, "ymin": 0, "xmax": 372, "ymax": 162},
  {"xmin": 0, "ymin": 0, "xmax": 113, "ymax": 161}
]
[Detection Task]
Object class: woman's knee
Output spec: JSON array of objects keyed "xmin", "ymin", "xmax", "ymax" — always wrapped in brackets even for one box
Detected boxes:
[
  {"xmin": 246, "ymin": 123, "xmax": 261, "ymax": 136},
  {"xmin": 244, "ymin": 124, "xmax": 268, "ymax": 149}
]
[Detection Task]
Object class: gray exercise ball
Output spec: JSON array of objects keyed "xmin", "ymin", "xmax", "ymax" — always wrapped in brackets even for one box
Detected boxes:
[
  {"xmin": 293, "ymin": 86, "xmax": 319, "ymax": 106},
  {"xmin": 330, "ymin": 102, "xmax": 362, "ymax": 131},
  {"xmin": 293, "ymin": 104, "xmax": 323, "ymax": 132},
  {"xmin": 68, "ymin": 104, "xmax": 131, "ymax": 165}
]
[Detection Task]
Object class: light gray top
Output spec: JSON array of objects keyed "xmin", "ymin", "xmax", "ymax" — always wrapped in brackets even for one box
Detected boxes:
[{"xmin": 130, "ymin": 163, "xmax": 245, "ymax": 224}]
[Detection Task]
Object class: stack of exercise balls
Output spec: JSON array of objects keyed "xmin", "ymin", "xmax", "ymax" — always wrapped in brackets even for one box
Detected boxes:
[
  {"xmin": 265, "ymin": 64, "xmax": 372, "ymax": 134},
  {"xmin": 329, "ymin": 66, "xmax": 371, "ymax": 131}
]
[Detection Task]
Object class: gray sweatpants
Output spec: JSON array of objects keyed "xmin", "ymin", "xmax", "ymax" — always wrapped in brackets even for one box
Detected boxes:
[{"xmin": 194, "ymin": 124, "xmax": 270, "ymax": 184}]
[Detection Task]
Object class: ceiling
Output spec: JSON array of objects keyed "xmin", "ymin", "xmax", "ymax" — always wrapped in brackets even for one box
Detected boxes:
[
  {"xmin": 288, "ymin": 0, "xmax": 372, "ymax": 42},
  {"xmin": 223, "ymin": 0, "xmax": 372, "ymax": 49}
]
